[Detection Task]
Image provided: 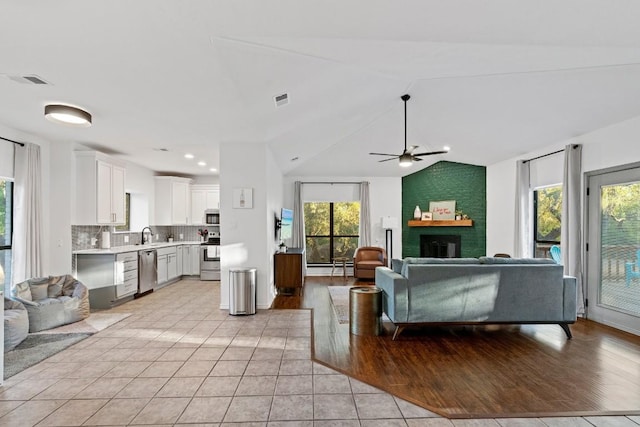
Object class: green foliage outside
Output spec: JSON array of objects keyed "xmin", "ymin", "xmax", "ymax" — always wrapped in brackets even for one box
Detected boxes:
[
  {"xmin": 304, "ymin": 202, "xmax": 359, "ymax": 263},
  {"xmin": 536, "ymin": 186, "xmax": 562, "ymax": 242},
  {"xmin": 601, "ymin": 182, "xmax": 640, "ymax": 247}
]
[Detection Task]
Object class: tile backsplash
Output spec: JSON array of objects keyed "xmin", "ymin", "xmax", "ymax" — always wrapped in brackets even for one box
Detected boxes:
[{"xmin": 71, "ymin": 225, "xmax": 219, "ymax": 251}]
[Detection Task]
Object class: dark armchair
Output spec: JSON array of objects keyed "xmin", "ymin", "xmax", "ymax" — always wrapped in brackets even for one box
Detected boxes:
[{"xmin": 353, "ymin": 246, "xmax": 388, "ymax": 280}]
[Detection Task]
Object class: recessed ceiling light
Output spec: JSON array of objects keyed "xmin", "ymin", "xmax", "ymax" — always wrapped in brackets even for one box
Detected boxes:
[
  {"xmin": 44, "ymin": 104, "xmax": 92, "ymax": 127},
  {"xmin": 184, "ymin": 153, "xmax": 194, "ymax": 159},
  {"xmin": 197, "ymin": 161, "xmax": 206, "ymax": 166},
  {"xmin": 443, "ymin": 146, "xmax": 451, "ymax": 152},
  {"xmin": 209, "ymin": 168, "xmax": 217, "ymax": 172}
]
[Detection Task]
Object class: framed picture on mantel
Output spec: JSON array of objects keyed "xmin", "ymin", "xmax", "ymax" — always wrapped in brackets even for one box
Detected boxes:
[{"xmin": 429, "ymin": 200, "xmax": 456, "ymax": 220}]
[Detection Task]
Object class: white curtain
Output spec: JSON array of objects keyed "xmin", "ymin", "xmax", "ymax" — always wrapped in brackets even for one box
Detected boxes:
[
  {"xmin": 561, "ymin": 144, "xmax": 584, "ymax": 315},
  {"xmin": 515, "ymin": 160, "xmax": 533, "ymax": 258},
  {"xmin": 12, "ymin": 143, "xmax": 43, "ymax": 285},
  {"xmin": 291, "ymin": 181, "xmax": 307, "ymax": 275},
  {"xmin": 359, "ymin": 181, "xmax": 371, "ymax": 247}
]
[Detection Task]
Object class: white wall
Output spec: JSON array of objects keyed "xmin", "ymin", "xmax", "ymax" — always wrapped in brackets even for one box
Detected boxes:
[
  {"xmin": 122, "ymin": 161, "xmax": 156, "ymax": 229},
  {"xmin": 282, "ymin": 176, "xmax": 402, "ymax": 275},
  {"xmin": 487, "ymin": 115, "xmax": 640, "ymax": 256},
  {"xmin": 220, "ymin": 142, "xmax": 283, "ymax": 310}
]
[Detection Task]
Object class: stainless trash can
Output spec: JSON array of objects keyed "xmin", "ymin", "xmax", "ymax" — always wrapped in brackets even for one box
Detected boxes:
[
  {"xmin": 349, "ymin": 287, "xmax": 382, "ymax": 336},
  {"xmin": 229, "ymin": 268, "xmax": 257, "ymax": 315}
]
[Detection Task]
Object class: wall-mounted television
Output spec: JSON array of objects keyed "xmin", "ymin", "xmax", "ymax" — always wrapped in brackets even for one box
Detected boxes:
[{"xmin": 280, "ymin": 208, "xmax": 293, "ymax": 241}]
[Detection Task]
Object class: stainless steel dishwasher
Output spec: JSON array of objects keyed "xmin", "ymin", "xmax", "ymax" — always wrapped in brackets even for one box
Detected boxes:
[{"xmin": 138, "ymin": 249, "xmax": 157, "ymax": 295}]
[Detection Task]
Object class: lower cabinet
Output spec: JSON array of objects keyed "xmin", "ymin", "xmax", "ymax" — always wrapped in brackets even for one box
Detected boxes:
[
  {"xmin": 182, "ymin": 244, "xmax": 201, "ymax": 276},
  {"xmin": 168, "ymin": 253, "xmax": 178, "ymax": 280},
  {"xmin": 176, "ymin": 246, "xmax": 184, "ymax": 276},
  {"xmin": 157, "ymin": 254, "xmax": 168, "ymax": 284},
  {"xmin": 77, "ymin": 252, "xmax": 139, "ymax": 309}
]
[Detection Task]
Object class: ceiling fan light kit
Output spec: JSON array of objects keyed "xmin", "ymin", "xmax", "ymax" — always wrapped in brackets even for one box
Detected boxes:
[
  {"xmin": 370, "ymin": 94, "xmax": 447, "ymax": 167},
  {"xmin": 44, "ymin": 104, "xmax": 92, "ymax": 127}
]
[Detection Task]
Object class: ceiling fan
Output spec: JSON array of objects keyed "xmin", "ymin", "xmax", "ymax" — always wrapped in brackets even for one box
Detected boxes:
[{"xmin": 370, "ymin": 94, "xmax": 448, "ymax": 167}]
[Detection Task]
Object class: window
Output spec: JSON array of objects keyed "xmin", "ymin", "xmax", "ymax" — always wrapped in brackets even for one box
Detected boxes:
[
  {"xmin": 114, "ymin": 192, "xmax": 131, "ymax": 232},
  {"xmin": 304, "ymin": 202, "xmax": 359, "ymax": 264},
  {"xmin": 1, "ymin": 179, "xmax": 13, "ymax": 292},
  {"xmin": 533, "ymin": 185, "xmax": 562, "ymax": 258}
]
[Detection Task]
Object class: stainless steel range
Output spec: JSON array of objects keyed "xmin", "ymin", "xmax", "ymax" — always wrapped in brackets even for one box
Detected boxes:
[{"xmin": 200, "ymin": 237, "xmax": 220, "ymax": 281}]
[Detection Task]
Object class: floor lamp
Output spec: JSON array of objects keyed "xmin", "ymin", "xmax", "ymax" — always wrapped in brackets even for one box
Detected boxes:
[{"xmin": 382, "ymin": 216, "xmax": 398, "ymax": 267}]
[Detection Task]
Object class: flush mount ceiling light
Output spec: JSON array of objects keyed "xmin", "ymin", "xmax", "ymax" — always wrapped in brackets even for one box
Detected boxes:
[{"xmin": 44, "ymin": 104, "xmax": 92, "ymax": 127}]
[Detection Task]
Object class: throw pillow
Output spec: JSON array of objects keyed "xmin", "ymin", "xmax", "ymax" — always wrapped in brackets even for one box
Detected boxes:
[
  {"xmin": 48, "ymin": 275, "xmax": 65, "ymax": 298},
  {"xmin": 13, "ymin": 280, "xmax": 33, "ymax": 301},
  {"xmin": 29, "ymin": 282, "xmax": 49, "ymax": 301}
]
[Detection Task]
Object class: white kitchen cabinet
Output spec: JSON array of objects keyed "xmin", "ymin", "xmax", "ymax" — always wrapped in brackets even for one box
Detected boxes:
[
  {"xmin": 115, "ymin": 251, "xmax": 138, "ymax": 298},
  {"xmin": 176, "ymin": 245, "xmax": 184, "ymax": 276},
  {"xmin": 191, "ymin": 185, "xmax": 220, "ymax": 224},
  {"xmin": 182, "ymin": 244, "xmax": 201, "ymax": 275},
  {"xmin": 168, "ymin": 253, "xmax": 178, "ymax": 280},
  {"xmin": 157, "ymin": 254, "xmax": 168, "ymax": 284},
  {"xmin": 155, "ymin": 176, "xmax": 193, "ymax": 225},
  {"xmin": 190, "ymin": 244, "xmax": 200, "ymax": 275},
  {"xmin": 76, "ymin": 252, "xmax": 137, "ymax": 309},
  {"xmin": 74, "ymin": 151, "xmax": 126, "ymax": 225}
]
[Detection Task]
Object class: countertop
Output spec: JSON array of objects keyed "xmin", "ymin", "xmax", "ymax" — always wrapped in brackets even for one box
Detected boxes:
[{"xmin": 73, "ymin": 241, "xmax": 203, "ymax": 255}]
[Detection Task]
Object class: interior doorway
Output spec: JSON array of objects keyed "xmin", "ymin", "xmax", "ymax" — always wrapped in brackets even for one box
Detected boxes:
[{"xmin": 586, "ymin": 165, "xmax": 640, "ymax": 335}]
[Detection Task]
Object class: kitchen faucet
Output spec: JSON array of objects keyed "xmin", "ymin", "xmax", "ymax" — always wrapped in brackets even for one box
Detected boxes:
[{"xmin": 141, "ymin": 226, "xmax": 154, "ymax": 244}]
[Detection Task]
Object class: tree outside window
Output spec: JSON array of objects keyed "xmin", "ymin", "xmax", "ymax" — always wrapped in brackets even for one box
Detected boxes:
[
  {"xmin": 304, "ymin": 202, "xmax": 359, "ymax": 264},
  {"xmin": 534, "ymin": 185, "xmax": 562, "ymax": 258},
  {"xmin": 1, "ymin": 180, "xmax": 13, "ymax": 292}
]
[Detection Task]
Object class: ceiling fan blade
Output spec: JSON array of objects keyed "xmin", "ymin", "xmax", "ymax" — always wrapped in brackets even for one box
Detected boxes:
[
  {"xmin": 413, "ymin": 150, "xmax": 449, "ymax": 156},
  {"xmin": 407, "ymin": 145, "xmax": 419, "ymax": 154},
  {"xmin": 378, "ymin": 157, "xmax": 399, "ymax": 163},
  {"xmin": 370, "ymin": 152, "xmax": 400, "ymax": 157},
  {"xmin": 413, "ymin": 156, "xmax": 424, "ymax": 161}
]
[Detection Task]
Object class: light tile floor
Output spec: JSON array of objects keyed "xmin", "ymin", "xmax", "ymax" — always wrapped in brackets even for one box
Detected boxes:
[{"xmin": 0, "ymin": 278, "xmax": 638, "ymax": 426}]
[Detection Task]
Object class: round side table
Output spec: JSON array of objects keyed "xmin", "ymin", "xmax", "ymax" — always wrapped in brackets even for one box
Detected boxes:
[{"xmin": 349, "ymin": 286, "xmax": 383, "ymax": 336}]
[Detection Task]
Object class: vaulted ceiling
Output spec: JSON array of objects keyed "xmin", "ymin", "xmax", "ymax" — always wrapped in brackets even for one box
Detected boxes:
[{"xmin": 2, "ymin": 1, "xmax": 640, "ymax": 177}]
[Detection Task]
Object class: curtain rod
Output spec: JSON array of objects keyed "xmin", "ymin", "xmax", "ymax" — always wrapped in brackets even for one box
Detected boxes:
[
  {"xmin": 300, "ymin": 181, "xmax": 365, "ymax": 185},
  {"xmin": 0, "ymin": 136, "xmax": 25, "ymax": 147},
  {"xmin": 522, "ymin": 144, "xmax": 579, "ymax": 164}
]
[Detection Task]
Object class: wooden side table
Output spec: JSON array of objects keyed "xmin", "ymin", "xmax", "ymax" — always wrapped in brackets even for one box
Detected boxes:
[{"xmin": 331, "ymin": 257, "xmax": 350, "ymax": 278}]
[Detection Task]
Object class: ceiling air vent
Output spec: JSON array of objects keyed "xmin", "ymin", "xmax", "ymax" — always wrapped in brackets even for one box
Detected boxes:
[
  {"xmin": 7, "ymin": 74, "xmax": 51, "ymax": 85},
  {"xmin": 274, "ymin": 92, "xmax": 289, "ymax": 108}
]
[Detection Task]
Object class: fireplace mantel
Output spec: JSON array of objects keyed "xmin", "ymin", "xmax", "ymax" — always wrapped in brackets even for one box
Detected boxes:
[{"xmin": 408, "ymin": 219, "xmax": 473, "ymax": 227}]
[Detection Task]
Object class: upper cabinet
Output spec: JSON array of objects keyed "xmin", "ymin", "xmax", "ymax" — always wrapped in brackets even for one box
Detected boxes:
[
  {"xmin": 155, "ymin": 177, "xmax": 193, "ymax": 225},
  {"xmin": 191, "ymin": 185, "xmax": 220, "ymax": 225},
  {"xmin": 74, "ymin": 151, "xmax": 126, "ymax": 225}
]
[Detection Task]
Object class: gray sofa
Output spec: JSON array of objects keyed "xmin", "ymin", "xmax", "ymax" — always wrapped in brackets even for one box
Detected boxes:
[
  {"xmin": 12, "ymin": 275, "xmax": 90, "ymax": 332},
  {"xmin": 375, "ymin": 257, "xmax": 577, "ymax": 339}
]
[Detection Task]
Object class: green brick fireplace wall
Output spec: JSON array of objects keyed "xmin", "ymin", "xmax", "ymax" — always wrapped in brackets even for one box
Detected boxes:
[{"xmin": 402, "ymin": 161, "xmax": 486, "ymax": 258}]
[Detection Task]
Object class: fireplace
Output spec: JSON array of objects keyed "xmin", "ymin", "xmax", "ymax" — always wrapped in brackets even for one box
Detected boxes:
[{"xmin": 420, "ymin": 235, "xmax": 461, "ymax": 258}]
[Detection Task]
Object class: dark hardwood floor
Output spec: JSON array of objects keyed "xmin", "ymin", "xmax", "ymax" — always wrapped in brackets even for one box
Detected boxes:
[{"xmin": 272, "ymin": 276, "xmax": 640, "ymax": 419}]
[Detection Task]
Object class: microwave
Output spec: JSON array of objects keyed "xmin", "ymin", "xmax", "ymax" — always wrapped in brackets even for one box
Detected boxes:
[{"xmin": 205, "ymin": 209, "xmax": 220, "ymax": 225}]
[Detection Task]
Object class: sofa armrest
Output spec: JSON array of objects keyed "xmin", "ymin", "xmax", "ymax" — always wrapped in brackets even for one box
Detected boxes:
[
  {"xmin": 375, "ymin": 267, "xmax": 409, "ymax": 323},
  {"xmin": 12, "ymin": 296, "xmax": 39, "ymax": 307},
  {"xmin": 563, "ymin": 275, "xmax": 578, "ymax": 322}
]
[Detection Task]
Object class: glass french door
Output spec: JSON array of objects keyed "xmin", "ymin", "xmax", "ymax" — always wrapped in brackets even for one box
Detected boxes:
[{"xmin": 587, "ymin": 167, "xmax": 640, "ymax": 335}]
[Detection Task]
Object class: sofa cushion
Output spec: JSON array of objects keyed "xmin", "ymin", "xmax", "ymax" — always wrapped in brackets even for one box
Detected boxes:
[
  {"xmin": 479, "ymin": 257, "xmax": 556, "ymax": 265},
  {"xmin": 357, "ymin": 260, "xmax": 385, "ymax": 270},
  {"xmin": 29, "ymin": 282, "xmax": 49, "ymax": 301},
  {"xmin": 13, "ymin": 280, "xmax": 33, "ymax": 302},
  {"xmin": 47, "ymin": 276, "xmax": 65, "ymax": 298}
]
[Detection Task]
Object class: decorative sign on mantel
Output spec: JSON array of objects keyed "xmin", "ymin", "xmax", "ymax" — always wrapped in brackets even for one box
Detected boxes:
[{"xmin": 429, "ymin": 200, "xmax": 456, "ymax": 220}]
